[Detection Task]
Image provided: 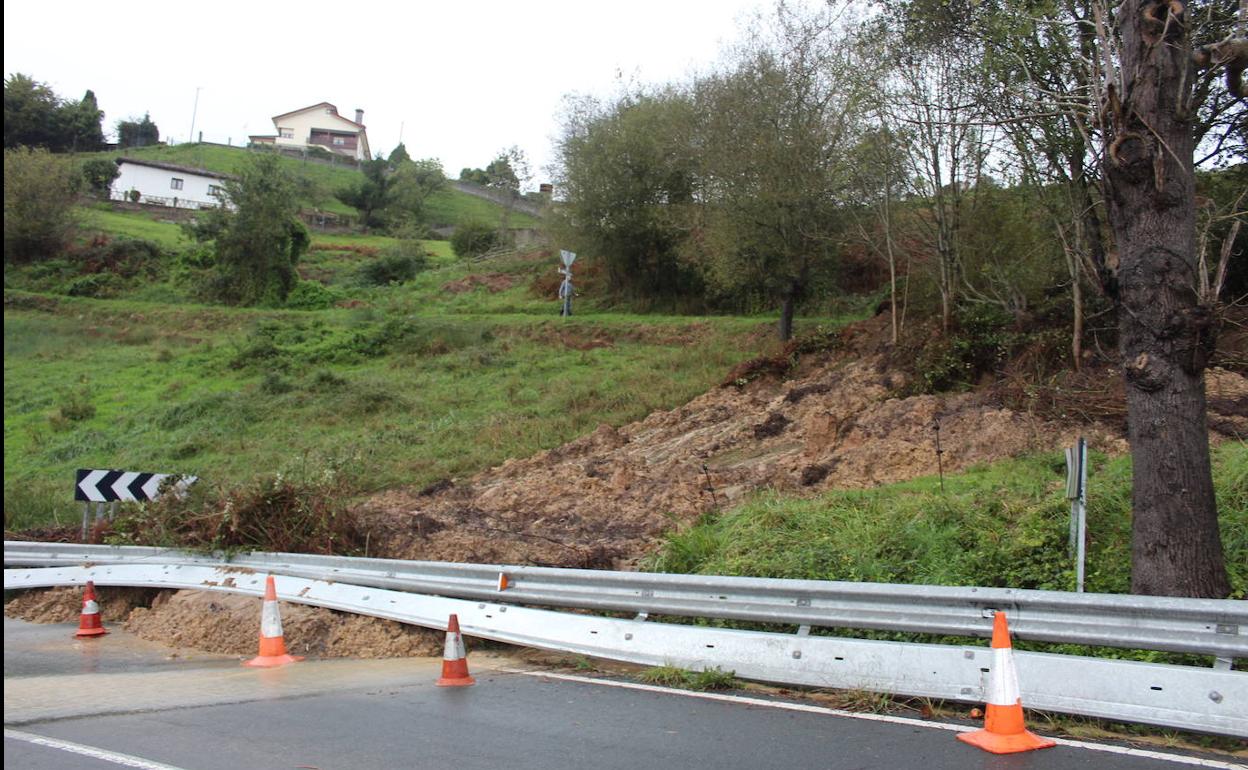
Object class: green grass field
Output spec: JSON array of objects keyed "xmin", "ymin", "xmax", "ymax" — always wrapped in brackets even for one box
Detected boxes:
[
  {"xmin": 72, "ymin": 143, "xmax": 539, "ymax": 227},
  {"xmin": 3, "ymin": 231, "xmax": 794, "ymax": 530}
]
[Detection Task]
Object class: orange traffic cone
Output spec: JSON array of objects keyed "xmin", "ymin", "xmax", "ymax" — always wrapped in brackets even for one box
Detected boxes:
[
  {"xmin": 957, "ymin": 611, "xmax": 1056, "ymax": 754},
  {"xmin": 436, "ymin": 614, "xmax": 475, "ymax": 687},
  {"xmin": 74, "ymin": 581, "xmax": 108, "ymax": 638},
  {"xmin": 243, "ymin": 576, "xmax": 303, "ymax": 668}
]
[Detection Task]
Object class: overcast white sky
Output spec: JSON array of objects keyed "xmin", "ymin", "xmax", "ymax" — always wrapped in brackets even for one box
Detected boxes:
[{"xmin": 4, "ymin": 0, "xmax": 779, "ymax": 188}]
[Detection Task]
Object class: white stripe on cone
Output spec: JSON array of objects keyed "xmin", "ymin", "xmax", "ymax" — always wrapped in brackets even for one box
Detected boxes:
[
  {"xmin": 260, "ymin": 601, "xmax": 283, "ymax": 638},
  {"xmin": 82, "ymin": 600, "xmax": 100, "ymax": 615},
  {"xmin": 444, "ymin": 632, "xmax": 466, "ymax": 660},
  {"xmin": 987, "ymin": 646, "xmax": 1022, "ymax": 706}
]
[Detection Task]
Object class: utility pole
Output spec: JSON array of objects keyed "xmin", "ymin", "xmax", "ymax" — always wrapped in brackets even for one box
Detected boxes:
[{"xmin": 188, "ymin": 86, "xmax": 202, "ymax": 145}]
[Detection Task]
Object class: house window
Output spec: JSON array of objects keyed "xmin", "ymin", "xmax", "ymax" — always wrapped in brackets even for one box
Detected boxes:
[
  {"xmin": 332, "ymin": 136, "xmax": 346, "ymax": 146},
  {"xmin": 170, "ymin": 178, "xmax": 184, "ymax": 191},
  {"xmin": 279, "ymin": 128, "xmax": 294, "ymax": 138},
  {"xmin": 208, "ymin": 184, "xmax": 223, "ymax": 197}
]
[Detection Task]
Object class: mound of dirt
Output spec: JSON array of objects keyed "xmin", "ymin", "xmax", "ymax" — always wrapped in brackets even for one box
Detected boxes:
[
  {"xmin": 360, "ymin": 310, "xmax": 1247, "ymax": 570},
  {"xmin": 123, "ymin": 591, "xmax": 442, "ymax": 658},
  {"xmin": 5, "ymin": 586, "xmax": 160, "ymax": 624},
  {"xmin": 5, "ymin": 587, "xmax": 442, "ymax": 659}
]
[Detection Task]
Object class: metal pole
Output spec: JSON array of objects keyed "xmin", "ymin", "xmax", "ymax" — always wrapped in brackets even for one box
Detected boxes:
[
  {"xmin": 81, "ymin": 503, "xmax": 90, "ymax": 542},
  {"xmin": 1075, "ymin": 437, "xmax": 1088, "ymax": 593},
  {"xmin": 188, "ymin": 86, "xmax": 202, "ymax": 145},
  {"xmin": 932, "ymin": 420, "xmax": 945, "ymax": 493}
]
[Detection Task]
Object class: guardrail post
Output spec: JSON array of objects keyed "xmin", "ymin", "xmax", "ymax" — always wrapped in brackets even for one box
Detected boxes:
[{"xmin": 1214, "ymin": 623, "xmax": 1238, "ymax": 670}]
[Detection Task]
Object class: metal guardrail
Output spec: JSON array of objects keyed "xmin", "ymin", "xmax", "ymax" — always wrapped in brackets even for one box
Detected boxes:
[
  {"xmin": 5, "ymin": 562, "xmax": 1246, "ymax": 737},
  {"xmin": 5, "ymin": 542, "xmax": 1245, "ymax": 661}
]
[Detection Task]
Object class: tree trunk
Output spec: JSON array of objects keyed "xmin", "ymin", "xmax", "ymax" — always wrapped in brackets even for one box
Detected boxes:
[
  {"xmin": 778, "ymin": 282, "xmax": 797, "ymax": 342},
  {"xmin": 1102, "ymin": 0, "xmax": 1230, "ymax": 597},
  {"xmin": 1069, "ymin": 253, "xmax": 1084, "ymax": 370}
]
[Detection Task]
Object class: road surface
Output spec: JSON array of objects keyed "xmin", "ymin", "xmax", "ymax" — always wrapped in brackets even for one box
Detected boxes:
[{"xmin": 4, "ymin": 617, "xmax": 1240, "ymax": 770}]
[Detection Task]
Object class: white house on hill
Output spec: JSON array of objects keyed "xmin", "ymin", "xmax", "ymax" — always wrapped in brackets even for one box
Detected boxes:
[
  {"xmin": 248, "ymin": 102, "xmax": 371, "ymax": 161},
  {"xmin": 110, "ymin": 158, "xmax": 234, "ymax": 210}
]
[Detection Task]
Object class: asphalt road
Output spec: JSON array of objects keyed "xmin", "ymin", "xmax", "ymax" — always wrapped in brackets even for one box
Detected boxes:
[{"xmin": 3, "ymin": 617, "xmax": 1239, "ymax": 770}]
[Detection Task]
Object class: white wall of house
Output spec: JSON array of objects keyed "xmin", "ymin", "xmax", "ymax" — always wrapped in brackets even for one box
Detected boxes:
[
  {"xmin": 273, "ymin": 106, "xmax": 369, "ymax": 160},
  {"xmin": 110, "ymin": 162, "xmax": 231, "ymax": 210}
]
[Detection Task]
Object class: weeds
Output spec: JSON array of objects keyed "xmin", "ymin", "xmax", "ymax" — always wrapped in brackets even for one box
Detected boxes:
[
  {"xmin": 637, "ymin": 665, "xmax": 739, "ymax": 691},
  {"xmin": 52, "ymin": 387, "xmax": 96, "ymax": 424},
  {"xmin": 106, "ymin": 456, "xmax": 365, "ymax": 554}
]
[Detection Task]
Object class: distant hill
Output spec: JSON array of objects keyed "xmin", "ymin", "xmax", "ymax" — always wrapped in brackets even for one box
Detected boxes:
[{"xmin": 77, "ymin": 143, "xmax": 540, "ymax": 229}]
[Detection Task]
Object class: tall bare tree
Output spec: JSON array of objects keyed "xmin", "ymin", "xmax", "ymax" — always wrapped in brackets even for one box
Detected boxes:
[{"xmin": 886, "ymin": 33, "xmax": 995, "ymax": 333}]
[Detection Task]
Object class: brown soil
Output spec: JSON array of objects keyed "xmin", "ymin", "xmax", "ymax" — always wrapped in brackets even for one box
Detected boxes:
[
  {"xmin": 123, "ymin": 591, "xmax": 441, "ymax": 658},
  {"xmin": 5, "ymin": 587, "xmax": 442, "ymax": 659},
  {"xmin": 5, "ymin": 586, "xmax": 160, "ymax": 624},
  {"xmin": 359, "ymin": 313, "xmax": 1247, "ymax": 570},
  {"xmin": 441, "ymin": 273, "xmax": 519, "ymax": 294},
  {"xmin": 359, "ymin": 357, "xmax": 1117, "ymax": 569}
]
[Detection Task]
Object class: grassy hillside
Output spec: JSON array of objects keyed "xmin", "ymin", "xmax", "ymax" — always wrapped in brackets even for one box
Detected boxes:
[
  {"xmin": 3, "ymin": 238, "xmax": 786, "ymax": 530},
  {"xmin": 74, "ymin": 143, "xmax": 540, "ymax": 227}
]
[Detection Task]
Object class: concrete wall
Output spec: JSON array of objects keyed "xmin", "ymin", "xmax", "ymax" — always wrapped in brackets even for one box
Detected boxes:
[{"xmin": 449, "ymin": 180, "xmax": 546, "ymax": 218}]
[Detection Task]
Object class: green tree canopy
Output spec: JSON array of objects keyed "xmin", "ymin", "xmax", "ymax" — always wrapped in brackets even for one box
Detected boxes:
[
  {"xmin": 388, "ymin": 142, "xmax": 411, "ymax": 167},
  {"xmin": 4, "ymin": 74, "xmax": 105, "ymax": 152},
  {"xmin": 116, "ymin": 113, "xmax": 160, "ymax": 148},
  {"xmin": 188, "ymin": 154, "xmax": 308, "ymax": 306},
  {"xmin": 337, "ymin": 156, "xmax": 445, "ymax": 232}
]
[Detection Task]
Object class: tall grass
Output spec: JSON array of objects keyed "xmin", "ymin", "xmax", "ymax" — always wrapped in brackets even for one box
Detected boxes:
[
  {"xmin": 646, "ymin": 444, "xmax": 1248, "ymax": 598},
  {"xmin": 4, "ymin": 296, "xmax": 769, "ymax": 529}
]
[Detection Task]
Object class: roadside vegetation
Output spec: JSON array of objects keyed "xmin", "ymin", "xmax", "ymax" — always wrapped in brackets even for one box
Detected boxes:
[{"xmin": 647, "ymin": 445, "xmax": 1248, "ymax": 598}]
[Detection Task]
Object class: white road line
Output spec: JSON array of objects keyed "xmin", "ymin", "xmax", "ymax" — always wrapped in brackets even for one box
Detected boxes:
[
  {"xmin": 4, "ymin": 728, "xmax": 191, "ymax": 770},
  {"xmin": 507, "ymin": 669, "xmax": 1247, "ymax": 770}
]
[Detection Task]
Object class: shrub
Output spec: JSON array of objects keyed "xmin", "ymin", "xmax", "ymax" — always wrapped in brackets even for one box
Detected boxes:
[
  {"xmin": 81, "ymin": 158, "xmax": 120, "ymax": 197},
  {"xmin": 285, "ymin": 280, "xmax": 343, "ymax": 310},
  {"xmin": 64, "ymin": 273, "xmax": 121, "ymax": 298},
  {"xmin": 74, "ymin": 236, "xmax": 165, "ymax": 280},
  {"xmin": 450, "ymin": 220, "xmax": 499, "ymax": 259},
  {"xmin": 50, "ymin": 388, "xmax": 96, "ymax": 427},
  {"xmin": 912, "ymin": 305, "xmax": 1026, "ymax": 394},
  {"xmin": 357, "ymin": 252, "xmax": 427, "ymax": 286},
  {"xmin": 260, "ymin": 371, "xmax": 294, "ymax": 395},
  {"xmin": 106, "ymin": 461, "xmax": 365, "ymax": 555},
  {"xmin": 4, "ymin": 147, "xmax": 81, "ymax": 262}
]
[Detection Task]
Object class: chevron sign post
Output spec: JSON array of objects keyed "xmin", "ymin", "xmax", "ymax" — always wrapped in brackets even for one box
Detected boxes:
[
  {"xmin": 75, "ymin": 469, "xmax": 197, "ymax": 503},
  {"xmin": 558, "ymin": 250, "xmax": 575, "ymax": 317},
  {"xmin": 75, "ymin": 469, "xmax": 197, "ymax": 540}
]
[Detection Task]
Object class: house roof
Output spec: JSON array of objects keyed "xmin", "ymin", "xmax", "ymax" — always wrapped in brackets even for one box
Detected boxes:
[
  {"xmin": 271, "ymin": 102, "xmax": 366, "ymax": 129},
  {"xmin": 115, "ymin": 157, "xmax": 235, "ymax": 180}
]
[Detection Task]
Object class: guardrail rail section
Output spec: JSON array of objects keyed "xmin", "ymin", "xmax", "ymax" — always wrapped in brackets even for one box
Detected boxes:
[{"xmin": 4, "ymin": 542, "xmax": 1244, "ymax": 736}]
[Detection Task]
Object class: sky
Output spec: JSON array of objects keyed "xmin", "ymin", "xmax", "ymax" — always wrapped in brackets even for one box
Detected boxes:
[{"xmin": 3, "ymin": 0, "xmax": 777, "ymax": 189}]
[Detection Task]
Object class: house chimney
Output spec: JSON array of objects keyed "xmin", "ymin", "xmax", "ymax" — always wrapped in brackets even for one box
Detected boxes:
[{"xmin": 354, "ymin": 108, "xmax": 364, "ymax": 125}]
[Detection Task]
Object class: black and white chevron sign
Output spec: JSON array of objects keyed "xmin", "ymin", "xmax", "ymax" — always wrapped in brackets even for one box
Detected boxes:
[{"xmin": 74, "ymin": 469, "xmax": 197, "ymax": 503}]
